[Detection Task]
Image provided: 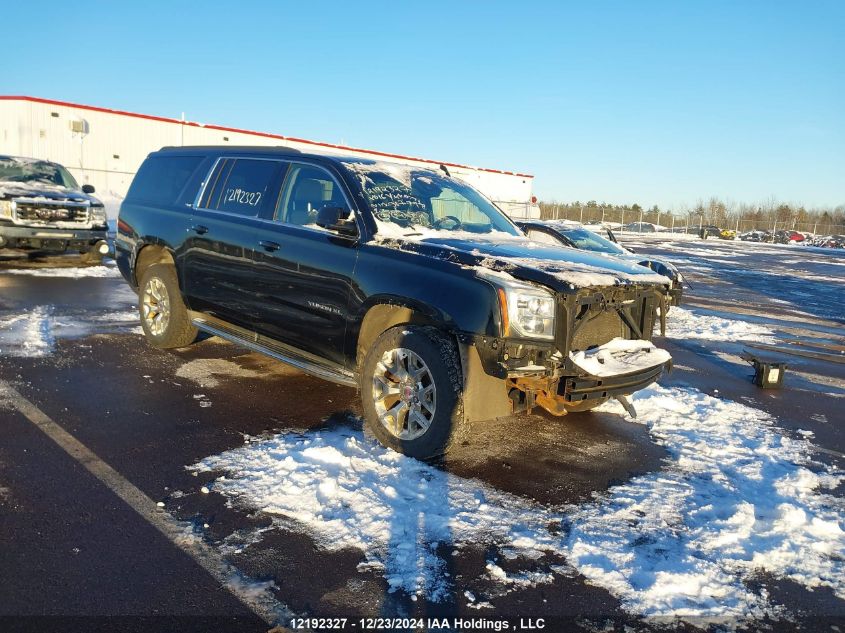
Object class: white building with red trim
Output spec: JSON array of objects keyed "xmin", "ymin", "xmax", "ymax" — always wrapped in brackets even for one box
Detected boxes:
[{"xmin": 0, "ymin": 96, "xmax": 537, "ymax": 218}]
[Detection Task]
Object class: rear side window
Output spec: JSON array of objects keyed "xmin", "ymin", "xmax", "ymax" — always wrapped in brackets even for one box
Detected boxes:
[
  {"xmin": 202, "ymin": 158, "xmax": 282, "ymax": 216},
  {"xmin": 126, "ymin": 155, "xmax": 204, "ymax": 206}
]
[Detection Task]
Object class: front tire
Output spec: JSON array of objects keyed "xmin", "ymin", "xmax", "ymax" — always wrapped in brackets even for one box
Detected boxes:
[
  {"xmin": 361, "ymin": 326, "xmax": 465, "ymax": 460},
  {"xmin": 138, "ymin": 263, "xmax": 198, "ymax": 349}
]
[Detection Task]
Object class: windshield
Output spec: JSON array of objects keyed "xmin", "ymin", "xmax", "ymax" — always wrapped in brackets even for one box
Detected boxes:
[
  {"xmin": 561, "ymin": 228, "xmax": 626, "ymax": 255},
  {"xmin": 339, "ymin": 159, "xmax": 522, "ymax": 237},
  {"xmin": 0, "ymin": 157, "xmax": 80, "ymax": 189}
]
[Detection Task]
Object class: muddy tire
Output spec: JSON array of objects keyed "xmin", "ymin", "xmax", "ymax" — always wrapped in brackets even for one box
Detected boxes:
[
  {"xmin": 138, "ymin": 263, "xmax": 198, "ymax": 349},
  {"xmin": 361, "ymin": 325, "xmax": 465, "ymax": 460}
]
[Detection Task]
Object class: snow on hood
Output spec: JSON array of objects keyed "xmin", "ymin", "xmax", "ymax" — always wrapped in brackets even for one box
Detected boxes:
[
  {"xmin": 0, "ymin": 180, "xmax": 96, "ymax": 204},
  {"xmin": 376, "ymin": 232, "xmax": 672, "ymax": 289}
]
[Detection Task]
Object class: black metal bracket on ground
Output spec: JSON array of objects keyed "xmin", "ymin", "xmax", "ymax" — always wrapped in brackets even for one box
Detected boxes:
[{"xmin": 741, "ymin": 348, "xmax": 787, "ymax": 389}]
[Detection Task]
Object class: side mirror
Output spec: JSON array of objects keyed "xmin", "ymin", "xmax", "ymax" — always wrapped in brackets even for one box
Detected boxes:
[
  {"xmin": 82, "ymin": 184, "xmax": 96, "ymax": 194},
  {"xmin": 606, "ymin": 229, "xmax": 618, "ymax": 243},
  {"xmin": 316, "ymin": 206, "xmax": 357, "ymax": 237}
]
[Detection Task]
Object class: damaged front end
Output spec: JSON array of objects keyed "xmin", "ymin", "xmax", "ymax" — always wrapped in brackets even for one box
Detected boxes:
[{"xmin": 496, "ymin": 283, "xmax": 672, "ymax": 418}]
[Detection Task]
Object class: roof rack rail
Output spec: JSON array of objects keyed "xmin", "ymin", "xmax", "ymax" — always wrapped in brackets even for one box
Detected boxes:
[{"xmin": 158, "ymin": 145, "xmax": 302, "ymax": 153}]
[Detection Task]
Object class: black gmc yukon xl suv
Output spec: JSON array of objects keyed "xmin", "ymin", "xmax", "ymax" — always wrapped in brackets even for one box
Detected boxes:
[
  {"xmin": 117, "ymin": 146, "xmax": 672, "ymax": 458},
  {"xmin": 0, "ymin": 155, "xmax": 110, "ymax": 262}
]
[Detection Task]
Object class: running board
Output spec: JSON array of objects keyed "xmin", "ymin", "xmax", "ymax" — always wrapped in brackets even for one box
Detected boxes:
[{"xmin": 190, "ymin": 313, "xmax": 358, "ymax": 388}]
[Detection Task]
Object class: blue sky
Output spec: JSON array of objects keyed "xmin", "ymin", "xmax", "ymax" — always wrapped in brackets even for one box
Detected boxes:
[{"xmin": 2, "ymin": 1, "xmax": 842, "ymax": 209}]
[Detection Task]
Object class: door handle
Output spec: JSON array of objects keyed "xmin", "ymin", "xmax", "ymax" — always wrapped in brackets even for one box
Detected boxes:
[
  {"xmin": 259, "ymin": 240, "xmax": 281, "ymax": 252},
  {"xmin": 191, "ymin": 225, "xmax": 209, "ymax": 235}
]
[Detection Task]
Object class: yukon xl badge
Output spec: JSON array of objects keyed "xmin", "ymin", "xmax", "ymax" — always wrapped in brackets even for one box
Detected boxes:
[{"xmin": 306, "ymin": 300, "xmax": 342, "ymax": 316}]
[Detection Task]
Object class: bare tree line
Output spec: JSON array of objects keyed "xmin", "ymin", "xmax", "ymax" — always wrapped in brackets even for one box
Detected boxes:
[{"xmin": 538, "ymin": 197, "xmax": 845, "ymax": 235}]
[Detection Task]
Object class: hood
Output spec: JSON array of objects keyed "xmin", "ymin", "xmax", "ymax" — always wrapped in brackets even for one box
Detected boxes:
[
  {"xmin": 0, "ymin": 180, "xmax": 101, "ymax": 206},
  {"xmin": 379, "ymin": 234, "xmax": 672, "ymax": 291}
]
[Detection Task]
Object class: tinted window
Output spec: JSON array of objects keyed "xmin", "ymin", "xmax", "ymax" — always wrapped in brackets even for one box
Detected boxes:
[
  {"xmin": 276, "ymin": 164, "xmax": 346, "ymax": 226},
  {"xmin": 527, "ymin": 228, "xmax": 564, "ymax": 247},
  {"xmin": 206, "ymin": 158, "xmax": 281, "ymax": 216},
  {"xmin": 126, "ymin": 155, "xmax": 203, "ymax": 205},
  {"xmin": 561, "ymin": 228, "xmax": 626, "ymax": 254}
]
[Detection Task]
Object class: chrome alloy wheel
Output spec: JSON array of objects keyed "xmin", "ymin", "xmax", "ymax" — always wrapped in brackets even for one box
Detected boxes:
[
  {"xmin": 372, "ymin": 347, "xmax": 436, "ymax": 441},
  {"xmin": 141, "ymin": 277, "xmax": 171, "ymax": 336}
]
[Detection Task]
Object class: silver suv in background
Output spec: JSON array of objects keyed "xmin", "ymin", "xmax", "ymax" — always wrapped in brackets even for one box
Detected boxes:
[{"xmin": 0, "ymin": 155, "xmax": 109, "ymax": 263}]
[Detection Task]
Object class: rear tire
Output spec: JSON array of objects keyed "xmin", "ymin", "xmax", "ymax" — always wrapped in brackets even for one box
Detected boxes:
[
  {"xmin": 138, "ymin": 263, "xmax": 198, "ymax": 349},
  {"xmin": 361, "ymin": 325, "xmax": 465, "ymax": 460}
]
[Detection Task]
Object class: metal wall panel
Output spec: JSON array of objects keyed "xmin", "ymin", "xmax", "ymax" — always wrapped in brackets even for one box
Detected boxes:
[{"xmin": 0, "ymin": 98, "xmax": 535, "ymax": 217}]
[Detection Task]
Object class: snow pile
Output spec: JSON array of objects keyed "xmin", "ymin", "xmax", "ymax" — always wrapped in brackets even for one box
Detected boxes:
[
  {"xmin": 0, "ymin": 264, "xmax": 121, "ymax": 279},
  {"xmin": 0, "ymin": 306, "xmax": 139, "ymax": 357},
  {"xmin": 569, "ymin": 337, "xmax": 671, "ymax": 377},
  {"xmin": 565, "ymin": 387, "xmax": 845, "ymax": 618},
  {"xmin": 0, "ymin": 306, "xmax": 54, "ymax": 357},
  {"xmin": 191, "ymin": 428, "xmax": 555, "ymax": 600},
  {"xmin": 193, "ymin": 386, "xmax": 845, "ymax": 621},
  {"xmin": 662, "ymin": 307, "xmax": 777, "ymax": 343}
]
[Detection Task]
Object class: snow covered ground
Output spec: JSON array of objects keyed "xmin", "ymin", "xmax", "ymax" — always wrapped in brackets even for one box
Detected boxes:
[
  {"xmin": 0, "ymin": 265, "xmax": 122, "ymax": 279},
  {"xmin": 0, "ymin": 305, "xmax": 140, "ymax": 357},
  {"xmin": 0, "ymin": 264, "xmax": 139, "ymax": 356},
  {"xmin": 192, "ymin": 385, "xmax": 845, "ymax": 623},
  {"xmin": 661, "ymin": 307, "xmax": 776, "ymax": 343}
]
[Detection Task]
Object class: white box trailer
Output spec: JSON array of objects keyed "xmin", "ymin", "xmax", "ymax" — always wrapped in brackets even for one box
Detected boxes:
[{"xmin": 0, "ymin": 96, "xmax": 538, "ymax": 219}]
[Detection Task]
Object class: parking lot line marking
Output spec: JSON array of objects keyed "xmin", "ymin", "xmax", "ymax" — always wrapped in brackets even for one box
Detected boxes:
[{"xmin": 0, "ymin": 380, "xmax": 289, "ymax": 627}]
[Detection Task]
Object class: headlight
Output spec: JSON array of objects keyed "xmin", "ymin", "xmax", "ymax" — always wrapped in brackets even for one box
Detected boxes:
[
  {"xmin": 90, "ymin": 205, "xmax": 107, "ymax": 224},
  {"xmin": 495, "ymin": 279, "xmax": 556, "ymax": 340},
  {"xmin": 0, "ymin": 200, "xmax": 13, "ymax": 219}
]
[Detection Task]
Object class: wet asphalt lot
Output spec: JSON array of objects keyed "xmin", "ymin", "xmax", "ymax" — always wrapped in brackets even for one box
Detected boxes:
[{"xmin": 0, "ymin": 240, "xmax": 843, "ymax": 633}]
